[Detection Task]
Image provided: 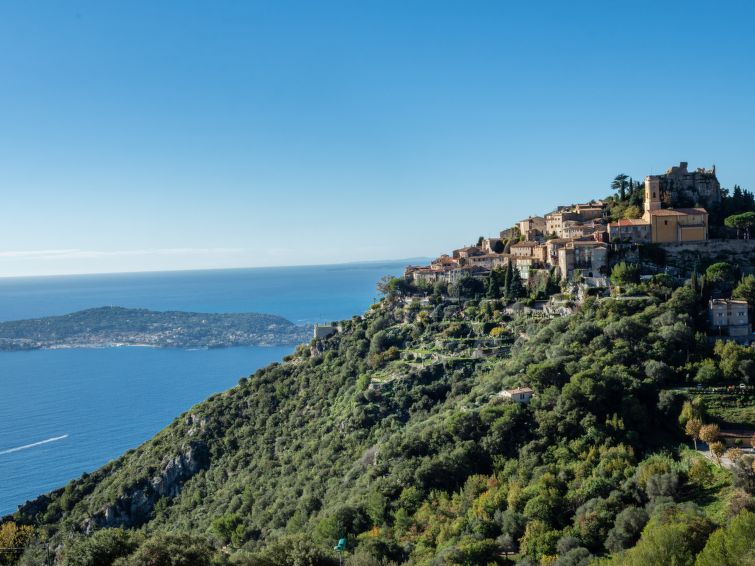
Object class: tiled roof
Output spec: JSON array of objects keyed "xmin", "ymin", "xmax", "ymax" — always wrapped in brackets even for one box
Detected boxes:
[
  {"xmin": 650, "ymin": 207, "xmax": 707, "ymax": 217},
  {"xmin": 510, "ymin": 241, "xmax": 537, "ymax": 248},
  {"xmin": 610, "ymin": 218, "xmax": 648, "ymax": 226},
  {"xmin": 675, "ymin": 207, "xmax": 708, "ymax": 215}
]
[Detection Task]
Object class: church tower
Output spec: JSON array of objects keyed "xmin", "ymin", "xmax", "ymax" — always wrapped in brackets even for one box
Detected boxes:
[{"xmin": 644, "ymin": 175, "xmax": 662, "ymax": 216}]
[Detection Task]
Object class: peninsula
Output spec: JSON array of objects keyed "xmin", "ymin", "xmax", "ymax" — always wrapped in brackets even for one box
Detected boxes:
[{"xmin": 0, "ymin": 307, "xmax": 312, "ymax": 350}]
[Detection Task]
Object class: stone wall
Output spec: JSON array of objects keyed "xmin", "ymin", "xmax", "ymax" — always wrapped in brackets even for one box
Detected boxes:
[
  {"xmin": 659, "ymin": 239, "xmax": 755, "ymax": 272},
  {"xmin": 609, "ymin": 239, "xmax": 755, "ymax": 277}
]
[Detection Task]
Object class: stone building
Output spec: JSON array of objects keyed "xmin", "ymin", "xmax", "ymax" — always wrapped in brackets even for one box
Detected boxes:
[
  {"xmin": 517, "ymin": 216, "xmax": 546, "ymax": 241},
  {"xmin": 574, "ymin": 203, "xmax": 605, "ymax": 220},
  {"xmin": 557, "ymin": 241, "xmax": 608, "ymax": 281},
  {"xmin": 481, "ymin": 237, "xmax": 502, "ymax": 254},
  {"xmin": 545, "ymin": 238, "xmax": 570, "ymax": 266},
  {"xmin": 608, "ymin": 218, "xmax": 652, "ymax": 243},
  {"xmin": 452, "ymin": 246, "xmax": 483, "ymax": 259},
  {"xmin": 510, "ymin": 241, "xmax": 540, "ymax": 257}
]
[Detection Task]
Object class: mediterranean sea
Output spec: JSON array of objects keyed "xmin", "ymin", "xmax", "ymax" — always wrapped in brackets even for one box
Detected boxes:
[{"xmin": 0, "ymin": 260, "xmax": 411, "ymax": 515}]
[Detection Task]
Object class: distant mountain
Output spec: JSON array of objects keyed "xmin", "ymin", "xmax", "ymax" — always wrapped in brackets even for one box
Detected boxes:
[{"xmin": 0, "ymin": 306, "xmax": 311, "ymax": 350}]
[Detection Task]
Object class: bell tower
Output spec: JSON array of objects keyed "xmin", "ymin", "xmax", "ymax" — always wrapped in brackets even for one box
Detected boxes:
[{"xmin": 644, "ymin": 176, "xmax": 661, "ymax": 214}]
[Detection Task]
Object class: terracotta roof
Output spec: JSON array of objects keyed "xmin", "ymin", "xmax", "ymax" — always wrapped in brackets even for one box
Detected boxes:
[
  {"xmin": 650, "ymin": 207, "xmax": 707, "ymax": 217},
  {"xmin": 675, "ymin": 207, "xmax": 708, "ymax": 215},
  {"xmin": 610, "ymin": 218, "xmax": 648, "ymax": 226},
  {"xmin": 510, "ymin": 241, "xmax": 537, "ymax": 248}
]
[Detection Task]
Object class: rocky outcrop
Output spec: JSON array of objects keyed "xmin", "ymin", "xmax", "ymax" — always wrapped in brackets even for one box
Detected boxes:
[{"xmin": 82, "ymin": 441, "xmax": 209, "ymax": 533}]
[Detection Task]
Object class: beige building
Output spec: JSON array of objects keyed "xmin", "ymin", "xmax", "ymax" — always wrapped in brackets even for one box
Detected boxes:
[
  {"xmin": 510, "ymin": 241, "xmax": 539, "ymax": 257},
  {"xmin": 499, "ymin": 387, "xmax": 534, "ymax": 404},
  {"xmin": 643, "ymin": 175, "xmax": 709, "ymax": 242},
  {"xmin": 575, "ymin": 204, "xmax": 604, "ymax": 220},
  {"xmin": 646, "ymin": 208, "xmax": 708, "ymax": 242},
  {"xmin": 709, "ymin": 299, "xmax": 751, "ymax": 339},
  {"xmin": 545, "ymin": 211, "xmax": 579, "ymax": 238}
]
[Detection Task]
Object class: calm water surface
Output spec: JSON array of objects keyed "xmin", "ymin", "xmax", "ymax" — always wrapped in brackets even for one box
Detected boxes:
[{"xmin": 0, "ymin": 261, "xmax": 410, "ymax": 515}]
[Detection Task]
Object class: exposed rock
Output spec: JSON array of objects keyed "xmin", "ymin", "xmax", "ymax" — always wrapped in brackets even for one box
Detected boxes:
[{"xmin": 82, "ymin": 441, "xmax": 209, "ymax": 533}]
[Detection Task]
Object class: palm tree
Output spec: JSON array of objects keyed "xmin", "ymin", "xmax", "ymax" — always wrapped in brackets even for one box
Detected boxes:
[{"xmin": 612, "ymin": 174, "xmax": 629, "ymax": 201}]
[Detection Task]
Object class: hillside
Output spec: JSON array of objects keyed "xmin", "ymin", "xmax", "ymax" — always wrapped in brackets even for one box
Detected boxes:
[
  {"xmin": 0, "ymin": 307, "xmax": 311, "ymax": 350},
  {"xmin": 4, "ymin": 275, "xmax": 754, "ymax": 565}
]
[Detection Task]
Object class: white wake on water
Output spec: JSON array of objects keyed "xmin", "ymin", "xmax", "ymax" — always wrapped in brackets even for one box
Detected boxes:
[{"xmin": 0, "ymin": 434, "xmax": 69, "ymax": 455}]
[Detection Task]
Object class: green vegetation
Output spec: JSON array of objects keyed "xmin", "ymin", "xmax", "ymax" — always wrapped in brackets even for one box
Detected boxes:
[
  {"xmin": 610, "ymin": 262, "xmax": 640, "ymax": 287},
  {"xmin": 0, "ymin": 307, "xmax": 310, "ymax": 350},
  {"xmin": 3, "ymin": 273, "xmax": 754, "ymax": 565},
  {"xmin": 724, "ymin": 212, "xmax": 755, "ymax": 239}
]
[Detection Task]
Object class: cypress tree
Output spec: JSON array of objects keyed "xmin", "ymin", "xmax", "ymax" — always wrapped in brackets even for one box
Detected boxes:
[
  {"xmin": 509, "ymin": 266, "xmax": 526, "ymax": 299},
  {"xmin": 502, "ymin": 262, "xmax": 512, "ymax": 298}
]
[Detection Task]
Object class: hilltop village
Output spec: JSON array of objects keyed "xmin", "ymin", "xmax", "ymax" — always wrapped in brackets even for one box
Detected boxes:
[
  {"xmin": 406, "ymin": 162, "xmax": 718, "ymax": 286},
  {"xmin": 403, "ymin": 162, "xmax": 755, "ymax": 343}
]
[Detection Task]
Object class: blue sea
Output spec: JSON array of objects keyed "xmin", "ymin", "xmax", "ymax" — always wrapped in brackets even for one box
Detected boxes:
[{"xmin": 0, "ymin": 261, "xmax": 411, "ymax": 516}]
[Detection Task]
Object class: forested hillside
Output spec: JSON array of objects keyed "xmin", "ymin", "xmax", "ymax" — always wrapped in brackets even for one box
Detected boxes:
[{"xmin": 4, "ymin": 275, "xmax": 755, "ymax": 565}]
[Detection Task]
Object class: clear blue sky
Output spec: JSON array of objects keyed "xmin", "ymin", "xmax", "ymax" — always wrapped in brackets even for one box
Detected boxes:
[{"xmin": 1, "ymin": 1, "xmax": 754, "ymax": 276}]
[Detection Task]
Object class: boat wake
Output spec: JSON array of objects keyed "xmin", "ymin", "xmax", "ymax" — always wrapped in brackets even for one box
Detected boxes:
[{"xmin": 0, "ymin": 434, "xmax": 69, "ymax": 455}]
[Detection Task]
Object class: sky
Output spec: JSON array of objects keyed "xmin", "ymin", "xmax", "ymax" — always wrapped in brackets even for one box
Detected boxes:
[{"xmin": 1, "ymin": 1, "xmax": 754, "ymax": 277}]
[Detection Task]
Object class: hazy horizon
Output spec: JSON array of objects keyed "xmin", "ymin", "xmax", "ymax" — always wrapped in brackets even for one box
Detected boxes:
[{"xmin": 0, "ymin": 255, "xmax": 431, "ymax": 280}]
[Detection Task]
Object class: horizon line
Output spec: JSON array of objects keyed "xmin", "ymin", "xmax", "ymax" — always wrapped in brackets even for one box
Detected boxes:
[{"xmin": 0, "ymin": 256, "xmax": 432, "ymax": 281}]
